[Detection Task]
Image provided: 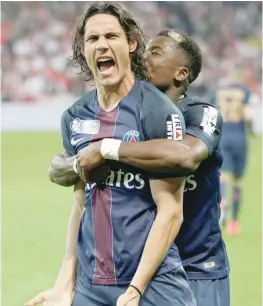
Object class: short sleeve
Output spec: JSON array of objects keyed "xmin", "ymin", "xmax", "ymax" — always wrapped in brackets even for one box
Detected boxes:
[
  {"xmin": 140, "ymin": 83, "xmax": 186, "ymax": 179},
  {"xmin": 185, "ymin": 104, "xmax": 223, "ymax": 155},
  {"xmin": 61, "ymin": 110, "xmax": 76, "ymax": 156},
  {"xmin": 141, "ymin": 86, "xmax": 186, "ymax": 141}
]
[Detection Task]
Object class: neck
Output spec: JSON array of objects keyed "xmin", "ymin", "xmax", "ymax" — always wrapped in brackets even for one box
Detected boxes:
[
  {"xmin": 165, "ymin": 86, "xmax": 185, "ymax": 104},
  {"xmin": 96, "ymin": 74, "xmax": 135, "ymax": 112}
]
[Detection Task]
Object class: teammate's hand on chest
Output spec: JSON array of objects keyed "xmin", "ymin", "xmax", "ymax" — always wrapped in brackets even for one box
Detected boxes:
[
  {"xmin": 76, "ymin": 140, "xmax": 104, "ymax": 171},
  {"xmin": 76, "ymin": 141, "xmax": 110, "ymax": 185}
]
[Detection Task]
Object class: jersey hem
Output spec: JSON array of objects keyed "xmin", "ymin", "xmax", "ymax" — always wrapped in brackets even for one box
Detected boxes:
[{"xmin": 78, "ymin": 264, "xmax": 180, "ymax": 285}]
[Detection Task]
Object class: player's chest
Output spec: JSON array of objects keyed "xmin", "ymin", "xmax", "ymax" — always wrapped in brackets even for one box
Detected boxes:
[{"xmin": 69, "ymin": 106, "xmax": 144, "ymax": 153}]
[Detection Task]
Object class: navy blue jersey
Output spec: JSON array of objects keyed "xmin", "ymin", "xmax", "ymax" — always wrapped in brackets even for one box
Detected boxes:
[
  {"xmin": 61, "ymin": 80, "xmax": 186, "ymax": 285},
  {"xmin": 176, "ymin": 96, "xmax": 230, "ymax": 280},
  {"xmin": 210, "ymin": 83, "xmax": 251, "ymax": 142}
]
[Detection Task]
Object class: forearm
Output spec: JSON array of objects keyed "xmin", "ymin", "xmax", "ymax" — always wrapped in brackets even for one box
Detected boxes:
[
  {"xmin": 131, "ymin": 203, "xmax": 183, "ymax": 293},
  {"xmin": 53, "ymin": 257, "xmax": 77, "ymax": 293},
  {"xmin": 118, "ymin": 139, "xmax": 196, "ymax": 175},
  {"xmin": 53, "ymin": 180, "xmax": 85, "ymax": 292}
]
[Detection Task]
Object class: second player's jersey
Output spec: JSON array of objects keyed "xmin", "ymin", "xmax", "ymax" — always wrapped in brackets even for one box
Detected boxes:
[
  {"xmin": 176, "ymin": 95, "xmax": 230, "ymax": 280},
  {"xmin": 61, "ymin": 80, "xmax": 186, "ymax": 285},
  {"xmin": 211, "ymin": 83, "xmax": 251, "ymax": 142}
]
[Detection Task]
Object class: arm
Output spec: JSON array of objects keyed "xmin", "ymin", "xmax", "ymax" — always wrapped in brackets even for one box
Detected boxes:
[
  {"xmin": 117, "ymin": 104, "xmax": 222, "ymax": 175},
  {"xmin": 76, "ymin": 136, "xmax": 207, "ymax": 179},
  {"xmin": 53, "ymin": 180, "xmax": 85, "ymax": 292},
  {"xmin": 77, "ymin": 104, "xmax": 222, "ymax": 177},
  {"xmin": 243, "ymin": 104, "xmax": 253, "ymax": 122},
  {"xmin": 117, "ymin": 134, "xmax": 208, "ymax": 175},
  {"xmin": 121, "ymin": 177, "xmax": 185, "ymax": 301},
  {"xmin": 49, "ymin": 109, "xmax": 79, "ymax": 187},
  {"xmin": 25, "ymin": 180, "xmax": 85, "ymax": 306}
]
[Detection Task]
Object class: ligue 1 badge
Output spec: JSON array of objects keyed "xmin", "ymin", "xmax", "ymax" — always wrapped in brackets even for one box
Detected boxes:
[{"xmin": 70, "ymin": 118, "xmax": 83, "ymax": 135}]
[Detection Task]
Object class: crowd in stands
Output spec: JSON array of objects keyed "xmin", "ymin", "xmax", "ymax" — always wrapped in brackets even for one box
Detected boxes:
[{"xmin": 1, "ymin": 1, "xmax": 262, "ymax": 103}]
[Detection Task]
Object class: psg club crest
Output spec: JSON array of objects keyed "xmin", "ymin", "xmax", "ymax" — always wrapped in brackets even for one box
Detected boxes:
[{"xmin": 123, "ymin": 130, "xmax": 140, "ymax": 143}]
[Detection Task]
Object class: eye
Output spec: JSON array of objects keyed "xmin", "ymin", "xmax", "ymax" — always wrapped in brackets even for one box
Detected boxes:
[
  {"xmin": 151, "ymin": 51, "xmax": 161, "ymax": 56},
  {"xmin": 106, "ymin": 33, "xmax": 119, "ymax": 39},
  {"xmin": 85, "ymin": 35, "xmax": 98, "ymax": 42}
]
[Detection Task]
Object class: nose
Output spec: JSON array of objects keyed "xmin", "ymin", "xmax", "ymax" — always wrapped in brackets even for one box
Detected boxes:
[{"xmin": 96, "ymin": 36, "xmax": 109, "ymax": 52}]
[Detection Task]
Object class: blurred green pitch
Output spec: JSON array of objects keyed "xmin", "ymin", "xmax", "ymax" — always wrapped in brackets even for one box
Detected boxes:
[{"xmin": 2, "ymin": 132, "xmax": 262, "ymax": 306}]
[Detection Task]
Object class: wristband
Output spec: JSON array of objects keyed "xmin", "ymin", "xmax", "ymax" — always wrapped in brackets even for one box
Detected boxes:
[{"xmin": 100, "ymin": 138, "xmax": 122, "ymax": 161}]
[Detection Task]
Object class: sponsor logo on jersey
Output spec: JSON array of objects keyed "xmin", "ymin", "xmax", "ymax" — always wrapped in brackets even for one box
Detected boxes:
[
  {"xmin": 70, "ymin": 118, "xmax": 100, "ymax": 135},
  {"xmin": 166, "ymin": 114, "xmax": 183, "ymax": 141},
  {"xmin": 184, "ymin": 175, "xmax": 197, "ymax": 192},
  {"xmin": 123, "ymin": 130, "xmax": 140, "ymax": 143},
  {"xmin": 200, "ymin": 106, "xmax": 218, "ymax": 136},
  {"xmin": 85, "ymin": 169, "xmax": 146, "ymax": 190}
]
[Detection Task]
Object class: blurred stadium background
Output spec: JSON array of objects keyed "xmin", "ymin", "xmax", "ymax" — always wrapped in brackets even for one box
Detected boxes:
[{"xmin": 1, "ymin": 1, "xmax": 262, "ymax": 306}]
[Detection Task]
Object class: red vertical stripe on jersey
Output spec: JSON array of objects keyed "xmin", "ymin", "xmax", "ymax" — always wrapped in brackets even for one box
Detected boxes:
[{"xmin": 91, "ymin": 107, "xmax": 119, "ymax": 284}]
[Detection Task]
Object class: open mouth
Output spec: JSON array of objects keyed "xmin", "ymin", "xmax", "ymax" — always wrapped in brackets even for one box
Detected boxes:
[{"xmin": 97, "ymin": 57, "xmax": 116, "ymax": 75}]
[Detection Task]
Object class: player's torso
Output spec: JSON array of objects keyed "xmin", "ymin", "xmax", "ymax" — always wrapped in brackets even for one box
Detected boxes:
[
  {"xmin": 68, "ymin": 81, "xmax": 181, "ymax": 285},
  {"xmin": 215, "ymin": 84, "xmax": 249, "ymax": 141},
  {"xmin": 177, "ymin": 97, "xmax": 229, "ymax": 279}
]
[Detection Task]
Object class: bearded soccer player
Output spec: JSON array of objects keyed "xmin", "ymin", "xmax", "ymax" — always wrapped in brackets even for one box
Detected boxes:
[
  {"xmin": 47, "ymin": 29, "xmax": 230, "ymax": 306},
  {"xmin": 25, "ymin": 3, "xmax": 196, "ymax": 306}
]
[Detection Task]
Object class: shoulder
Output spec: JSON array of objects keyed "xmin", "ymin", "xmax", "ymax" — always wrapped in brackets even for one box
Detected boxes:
[
  {"xmin": 140, "ymin": 81, "xmax": 175, "ymax": 103},
  {"xmin": 62, "ymin": 90, "xmax": 96, "ymax": 117},
  {"xmin": 139, "ymin": 81, "xmax": 181, "ymax": 113},
  {"xmin": 180, "ymin": 96, "xmax": 223, "ymax": 129},
  {"xmin": 180, "ymin": 95, "xmax": 220, "ymax": 115}
]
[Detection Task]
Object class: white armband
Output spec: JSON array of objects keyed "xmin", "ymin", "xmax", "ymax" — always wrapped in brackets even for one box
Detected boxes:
[{"xmin": 100, "ymin": 138, "xmax": 122, "ymax": 161}]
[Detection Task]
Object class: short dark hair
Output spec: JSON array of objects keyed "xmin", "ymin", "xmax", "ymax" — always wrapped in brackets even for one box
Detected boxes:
[
  {"xmin": 157, "ymin": 29, "xmax": 202, "ymax": 84},
  {"xmin": 71, "ymin": 2, "xmax": 149, "ymax": 82}
]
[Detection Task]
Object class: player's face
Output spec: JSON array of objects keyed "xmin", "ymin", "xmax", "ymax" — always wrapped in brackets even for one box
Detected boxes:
[
  {"xmin": 83, "ymin": 14, "xmax": 137, "ymax": 87},
  {"xmin": 144, "ymin": 36, "xmax": 188, "ymax": 90}
]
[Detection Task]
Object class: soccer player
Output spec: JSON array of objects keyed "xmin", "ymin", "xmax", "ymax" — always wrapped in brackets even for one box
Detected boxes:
[
  {"xmin": 48, "ymin": 29, "xmax": 230, "ymax": 306},
  {"xmin": 211, "ymin": 81, "xmax": 252, "ymax": 235},
  {"xmin": 74, "ymin": 29, "xmax": 230, "ymax": 306},
  {"xmin": 25, "ymin": 3, "xmax": 196, "ymax": 306}
]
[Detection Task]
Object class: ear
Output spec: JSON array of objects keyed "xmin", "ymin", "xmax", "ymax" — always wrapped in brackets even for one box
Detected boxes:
[
  {"xmin": 174, "ymin": 67, "xmax": 189, "ymax": 82},
  {"xmin": 129, "ymin": 35, "xmax": 138, "ymax": 53}
]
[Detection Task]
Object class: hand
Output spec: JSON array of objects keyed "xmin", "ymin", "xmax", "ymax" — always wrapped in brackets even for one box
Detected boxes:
[
  {"xmin": 116, "ymin": 287, "xmax": 141, "ymax": 306},
  {"xmin": 49, "ymin": 151, "xmax": 79, "ymax": 187},
  {"xmin": 24, "ymin": 289, "xmax": 72, "ymax": 306},
  {"xmin": 76, "ymin": 141, "xmax": 105, "ymax": 182}
]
